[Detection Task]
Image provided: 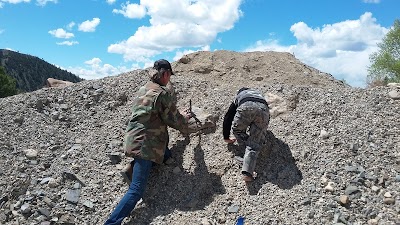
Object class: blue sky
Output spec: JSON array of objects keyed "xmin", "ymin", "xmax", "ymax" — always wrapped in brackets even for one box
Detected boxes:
[{"xmin": 0, "ymin": 0, "xmax": 399, "ymax": 87}]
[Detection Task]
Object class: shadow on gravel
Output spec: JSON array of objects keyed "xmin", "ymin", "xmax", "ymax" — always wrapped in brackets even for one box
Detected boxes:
[
  {"xmin": 228, "ymin": 131, "xmax": 303, "ymax": 195},
  {"xmin": 125, "ymin": 134, "xmax": 225, "ymax": 225}
]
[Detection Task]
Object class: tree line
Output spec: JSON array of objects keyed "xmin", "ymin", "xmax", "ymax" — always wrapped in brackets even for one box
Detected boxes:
[
  {"xmin": 0, "ymin": 49, "xmax": 83, "ymax": 98},
  {"xmin": 0, "ymin": 66, "xmax": 18, "ymax": 98}
]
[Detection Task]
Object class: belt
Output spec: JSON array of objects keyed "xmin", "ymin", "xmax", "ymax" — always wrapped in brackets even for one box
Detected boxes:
[{"xmin": 238, "ymin": 97, "xmax": 268, "ymax": 107}]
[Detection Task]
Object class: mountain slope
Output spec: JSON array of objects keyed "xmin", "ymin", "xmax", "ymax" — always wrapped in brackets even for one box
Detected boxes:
[
  {"xmin": 0, "ymin": 49, "xmax": 82, "ymax": 92},
  {"xmin": 0, "ymin": 51, "xmax": 399, "ymax": 225}
]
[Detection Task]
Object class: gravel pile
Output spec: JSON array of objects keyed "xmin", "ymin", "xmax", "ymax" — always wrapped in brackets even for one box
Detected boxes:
[{"xmin": 0, "ymin": 51, "xmax": 399, "ymax": 225}]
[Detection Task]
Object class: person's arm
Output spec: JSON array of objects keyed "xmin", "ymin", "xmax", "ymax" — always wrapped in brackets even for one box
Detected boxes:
[
  {"xmin": 158, "ymin": 91, "xmax": 189, "ymax": 132},
  {"xmin": 222, "ymin": 102, "xmax": 237, "ymax": 142}
]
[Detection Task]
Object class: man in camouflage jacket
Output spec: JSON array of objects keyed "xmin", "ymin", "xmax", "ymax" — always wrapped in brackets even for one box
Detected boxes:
[
  {"xmin": 223, "ymin": 88, "xmax": 270, "ymax": 182},
  {"xmin": 124, "ymin": 76, "xmax": 187, "ymax": 164},
  {"xmin": 104, "ymin": 59, "xmax": 191, "ymax": 225}
]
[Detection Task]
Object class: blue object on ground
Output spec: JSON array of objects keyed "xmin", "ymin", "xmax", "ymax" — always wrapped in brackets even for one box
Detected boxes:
[{"xmin": 235, "ymin": 216, "xmax": 245, "ymax": 225}]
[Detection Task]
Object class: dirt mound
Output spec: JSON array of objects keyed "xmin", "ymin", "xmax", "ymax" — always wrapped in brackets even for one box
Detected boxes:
[
  {"xmin": 173, "ymin": 50, "xmax": 347, "ymax": 89},
  {"xmin": 0, "ymin": 51, "xmax": 399, "ymax": 225}
]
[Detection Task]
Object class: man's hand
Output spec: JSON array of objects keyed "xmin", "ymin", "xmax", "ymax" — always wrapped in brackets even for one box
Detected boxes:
[{"xmin": 224, "ymin": 138, "xmax": 236, "ymax": 144}]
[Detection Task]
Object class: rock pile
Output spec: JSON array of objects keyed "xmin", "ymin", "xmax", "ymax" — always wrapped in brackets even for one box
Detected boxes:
[{"xmin": 0, "ymin": 51, "xmax": 399, "ymax": 225}]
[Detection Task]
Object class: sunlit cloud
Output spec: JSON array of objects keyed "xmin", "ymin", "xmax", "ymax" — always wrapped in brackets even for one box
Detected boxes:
[
  {"xmin": 48, "ymin": 28, "xmax": 74, "ymax": 39},
  {"xmin": 106, "ymin": 0, "xmax": 116, "ymax": 4},
  {"xmin": 78, "ymin": 18, "xmax": 100, "ymax": 32},
  {"xmin": 0, "ymin": 0, "xmax": 57, "ymax": 6},
  {"xmin": 173, "ymin": 45, "xmax": 210, "ymax": 62},
  {"xmin": 108, "ymin": 0, "xmax": 242, "ymax": 63},
  {"xmin": 244, "ymin": 12, "xmax": 388, "ymax": 87},
  {"xmin": 36, "ymin": 0, "xmax": 57, "ymax": 6},
  {"xmin": 67, "ymin": 57, "xmax": 140, "ymax": 80},
  {"xmin": 362, "ymin": 0, "xmax": 380, "ymax": 3},
  {"xmin": 67, "ymin": 22, "xmax": 75, "ymax": 30},
  {"xmin": 112, "ymin": 2, "xmax": 146, "ymax": 19},
  {"xmin": 1, "ymin": 0, "xmax": 30, "ymax": 4},
  {"xmin": 56, "ymin": 41, "xmax": 79, "ymax": 46}
]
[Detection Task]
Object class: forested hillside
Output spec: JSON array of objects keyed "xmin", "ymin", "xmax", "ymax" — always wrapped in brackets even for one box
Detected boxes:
[{"xmin": 0, "ymin": 49, "xmax": 82, "ymax": 92}]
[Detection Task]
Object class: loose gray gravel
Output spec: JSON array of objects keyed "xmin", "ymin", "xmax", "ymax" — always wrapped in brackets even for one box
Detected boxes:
[{"xmin": 0, "ymin": 51, "xmax": 399, "ymax": 225}]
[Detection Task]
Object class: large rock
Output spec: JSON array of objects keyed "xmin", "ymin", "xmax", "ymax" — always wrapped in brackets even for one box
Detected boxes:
[
  {"xmin": 186, "ymin": 107, "xmax": 216, "ymax": 134},
  {"xmin": 46, "ymin": 78, "xmax": 73, "ymax": 88}
]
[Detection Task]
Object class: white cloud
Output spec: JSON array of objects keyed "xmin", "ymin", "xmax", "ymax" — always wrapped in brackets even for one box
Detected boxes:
[
  {"xmin": 56, "ymin": 41, "xmax": 78, "ymax": 46},
  {"xmin": 48, "ymin": 28, "xmax": 74, "ymax": 39},
  {"xmin": 173, "ymin": 45, "xmax": 210, "ymax": 62},
  {"xmin": 106, "ymin": 0, "xmax": 116, "ymax": 4},
  {"xmin": 244, "ymin": 12, "xmax": 388, "ymax": 87},
  {"xmin": 85, "ymin": 58, "xmax": 102, "ymax": 65},
  {"xmin": 0, "ymin": 0, "xmax": 57, "ymax": 6},
  {"xmin": 67, "ymin": 57, "xmax": 138, "ymax": 80},
  {"xmin": 362, "ymin": 0, "xmax": 380, "ymax": 3},
  {"xmin": 36, "ymin": 0, "xmax": 57, "ymax": 6},
  {"xmin": 108, "ymin": 0, "xmax": 242, "ymax": 62},
  {"xmin": 67, "ymin": 22, "xmax": 75, "ymax": 30},
  {"xmin": 78, "ymin": 18, "xmax": 100, "ymax": 32},
  {"xmin": 1, "ymin": 0, "xmax": 30, "ymax": 4},
  {"xmin": 112, "ymin": 2, "xmax": 146, "ymax": 19}
]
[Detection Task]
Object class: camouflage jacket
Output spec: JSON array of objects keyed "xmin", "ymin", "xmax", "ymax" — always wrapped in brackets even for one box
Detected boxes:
[{"xmin": 124, "ymin": 81, "xmax": 188, "ymax": 164}]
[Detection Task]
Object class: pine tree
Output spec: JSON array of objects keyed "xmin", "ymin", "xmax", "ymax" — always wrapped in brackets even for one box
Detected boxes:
[{"xmin": 0, "ymin": 67, "xmax": 18, "ymax": 98}]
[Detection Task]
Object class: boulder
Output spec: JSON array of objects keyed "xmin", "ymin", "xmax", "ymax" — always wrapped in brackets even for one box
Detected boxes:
[{"xmin": 46, "ymin": 78, "xmax": 73, "ymax": 88}]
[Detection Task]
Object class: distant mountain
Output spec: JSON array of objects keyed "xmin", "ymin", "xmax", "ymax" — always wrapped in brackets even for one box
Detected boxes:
[{"xmin": 0, "ymin": 49, "xmax": 83, "ymax": 92}]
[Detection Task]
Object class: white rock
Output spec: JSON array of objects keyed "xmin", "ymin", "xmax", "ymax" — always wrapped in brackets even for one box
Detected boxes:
[
  {"xmin": 387, "ymin": 82, "xmax": 400, "ymax": 88},
  {"xmin": 324, "ymin": 182, "xmax": 334, "ymax": 192},
  {"xmin": 23, "ymin": 149, "xmax": 38, "ymax": 159},
  {"xmin": 48, "ymin": 178, "xmax": 59, "ymax": 188},
  {"xmin": 320, "ymin": 130, "xmax": 329, "ymax": 139},
  {"xmin": 320, "ymin": 176, "xmax": 328, "ymax": 185},
  {"xmin": 371, "ymin": 186, "xmax": 380, "ymax": 193},
  {"xmin": 367, "ymin": 219, "xmax": 378, "ymax": 225},
  {"xmin": 388, "ymin": 90, "xmax": 400, "ymax": 99},
  {"xmin": 383, "ymin": 192, "xmax": 392, "ymax": 198}
]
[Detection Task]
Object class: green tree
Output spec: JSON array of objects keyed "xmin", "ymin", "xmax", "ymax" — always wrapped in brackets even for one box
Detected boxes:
[
  {"xmin": 0, "ymin": 66, "xmax": 18, "ymax": 98},
  {"xmin": 367, "ymin": 19, "xmax": 400, "ymax": 86}
]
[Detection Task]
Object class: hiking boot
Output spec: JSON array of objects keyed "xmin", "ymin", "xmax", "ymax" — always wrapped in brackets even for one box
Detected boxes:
[
  {"xmin": 120, "ymin": 162, "xmax": 133, "ymax": 185},
  {"xmin": 242, "ymin": 171, "xmax": 257, "ymax": 182}
]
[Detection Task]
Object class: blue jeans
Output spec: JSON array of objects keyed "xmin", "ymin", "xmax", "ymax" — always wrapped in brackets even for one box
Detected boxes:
[{"xmin": 104, "ymin": 148, "xmax": 171, "ymax": 225}]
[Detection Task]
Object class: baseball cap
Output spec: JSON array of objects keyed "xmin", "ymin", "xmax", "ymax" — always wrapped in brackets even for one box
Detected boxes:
[{"xmin": 153, "ymin": 59, "xmax": 174, "ymax": 75}]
